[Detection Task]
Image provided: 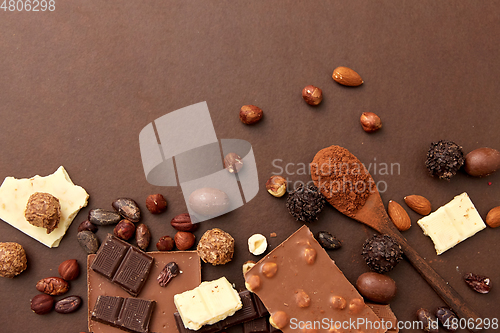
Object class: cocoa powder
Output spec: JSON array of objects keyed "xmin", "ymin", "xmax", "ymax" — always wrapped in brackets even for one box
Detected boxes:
[{"xmin": 310, "ymin": 145, "xmax": 374, "ymax": 217}]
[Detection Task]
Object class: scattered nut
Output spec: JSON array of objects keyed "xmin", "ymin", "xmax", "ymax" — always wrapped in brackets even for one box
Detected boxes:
[
  {"xmin": 416, "ymin": 308, "xmax": 439, "ymax": 333},
  {"xmin": 464, "ymin": 147, "xmax": 500, "ymax": 177},
  {"xmin": 197, "ymin": 228, "xmax": 235, "ymax": 265},
  {"xmin": 112, "ymin": 198, "xmax": 141, "ymax": 222},
  {"xmin": 464, "ymin": 272, "xmax": 491, "ymax": 294},
  {"xmin": 157, "ymin": 262, "xmax": 179, "ymax": 287},
  {"xmin": 171, "ymin": 213, "xmax": 199, "ymax": 232},
  {"xmin": 348, "ymin": 298, "xmax": 365, "ymax": 315},
  {"xmin": 317, "ymin": 231, "xmax": 342, "ymax": 250},
  {"xmin": 54, "ymin": 295, "xmax": 82, "ymax": 314},
  {"xmin": 25, "ymin": 192, "xmax": 61, "ymax": 234},
  {"xmin": 248, "ymin": 234, "xmax": 267, "ymax": 255},
  {"xmin": 77, "ymin": 230, "xmax": 100, "ymax": 254},
  {"xmin": 245, "ymin": 274, "xmax": 261, "ymax": 292},
  {"xmin": 266, "ymin": 175, "xmax": 287, "ymax": 197},
  {"xmin": 156, "ymin": 236, "xmax": 175, "ymax": 251},
  {"xmin": 270, "ymin": 232, "xmax": 277, "ymax": 238},
  {"xmin": 332, "ymin": 66, "xmax": 363, "ymax": 86},
  {"xmin": 58, "ymin": 259, "xmax": 80, "ymax": 281},
  {"xmin": 0, "ymin": 242, "xmax": 27, "ymax": 278},
  {"xmin": 36, "ymin": 277, "xmax": 69, "ymax": 296},
  {"xmin": 88, "ymin": 208, "xmax": 122, "ymax": 226},
  {"xmin": 31, "ymin": 294, "xmax": 54, "ymax": 315},
  {"xmin": 302, "ymin": 85, "xmax": 323, "ymax": 106},
  {"xmin": 113, "ymin": 219, "xmax": 136, "ymax": 240},
  {"xmin": 486, "ymin": 206, "xmax": 500, "ymax": 228},
  {"xmin": 239, "ymin": 105, "xmax": 263, "ymax": 125},
  {"xmin": 135, "ymin": 223, "xmax": 151, "ymax": 250},
  {"xmin": 388, "ymin": 200, "xmax": 411, "ymax": 231},
  {"xmin": 331, "ymin": 296, "xmax": 347, "ymax": 310},
  {"xmin": 303, "ymin": 247, "xmax": 317, "ymax": 265},
  {"xmin": 294, "ymin": 289, "xmax": 311, "ymax": 308},
  {"xmin": 435, "ymin": 307, "xmax": 458, "ymax": 331},
  {"xmin": 77, "ymin": 220, "xmax": 98, "ymax": 233},
  {"xmin": 224, "ymin": 153, "xmax": 243, "ymax": 173},
  {"xmin": 261, "ymin": 262, "xmax": 278, "ymax": 278},
  {"xmin": 242, "ymin": 260, "xmax": 256, "ymax": 275},
  {"xmin": 174, "ymin": 231, "xmax": 196, "ymax": 251},
  {"xmin": 404, "ymin": 195, "xmax": 432, "ymax": 215},
  {"xmin": 270, "ymin": 311, "xmax": 289, "ymax": 330},
  {"xmin": 360, "ymin": 112, "xmax": 382, "ymax": 133},
  {"xmin": 145, "ymin": 194, "xmax": 168, "ymax": 214}
]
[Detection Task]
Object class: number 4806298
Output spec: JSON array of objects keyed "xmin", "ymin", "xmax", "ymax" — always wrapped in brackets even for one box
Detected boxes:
[{"xmin": 1, "ymin": 0, "xmax": 56, "ymax": 11}]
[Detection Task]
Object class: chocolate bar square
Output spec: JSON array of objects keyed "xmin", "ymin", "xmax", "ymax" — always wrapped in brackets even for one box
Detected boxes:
[
  {"xmin": 91, "ymin": 235, "xmax": 129, "ymax": 279},
  {"xmin": 112, "ymin": 247, "xmax": 154, "ymax": 297}
]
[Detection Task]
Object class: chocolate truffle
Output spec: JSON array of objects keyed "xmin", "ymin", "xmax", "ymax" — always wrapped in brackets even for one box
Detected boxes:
[
  {"xmin": 25, "ymin": 192, "xmax": 61, "ymax": 234},
  {"xmin": 362, "ymin": 235, "xmax": 403, "ymax": 274},
  {"xmin": 425, "ymin": 140, "xmax": 465, "ymax": 180},
  {"xmin": 197, "ymin": 228, "xmax": 234, "ymax": 265},
  {"xmin": 0, "ymin": 242, "xmax": 28, "ymax": 278},
  {"xmin": 286, "ymin": 184, "xmax": 325, "ymax": 222}
]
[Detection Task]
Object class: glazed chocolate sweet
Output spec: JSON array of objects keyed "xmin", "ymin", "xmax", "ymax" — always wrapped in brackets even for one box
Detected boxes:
[
  {"xmin": 91, "ymin": 295, "xmax": 155, "ymax": 333},
  {"xmin": 88, "ymin": 251, "xmax": 201, "ymax": 333},
  {"xmin": 173, "ymin": 290, "xmax": 280, "ymax": 333},
  {"xmin": 91, "ymin": 234, "xmax": 153, "ymax": 297},
  {"xmin": 244, "ymin": 225, "xmax": 383, "ymax": 333}
]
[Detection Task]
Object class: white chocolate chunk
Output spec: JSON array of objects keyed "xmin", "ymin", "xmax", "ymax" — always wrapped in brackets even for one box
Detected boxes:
[
  {"xmin": 174, "ymin": 276, "xmax": 242, "ymax": 330},
  {"xmin": 0, "ymin": 166, "xmax": 89, "ymax": 248},
  {"xmin": 417, "ymin": 192, "xmax": 486, "ymax": 255}
]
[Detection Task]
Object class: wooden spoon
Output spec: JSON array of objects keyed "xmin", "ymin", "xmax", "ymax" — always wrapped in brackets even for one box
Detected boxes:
[{"xmin": 312, "ymin": 146, "xmax": 482, "ymax": 332}]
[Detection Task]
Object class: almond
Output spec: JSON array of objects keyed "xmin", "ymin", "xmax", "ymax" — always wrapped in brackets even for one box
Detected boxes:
[
  {"xmin": 485, "ymin": 206, "xmax": 500, "ymax": 228},
  {"xmin": 404, "ymin": 195, "xmax": 432, "ymax": 215},
  {"xmin": 332, "ymin": 66, "xmax": 364, "ymax": 86},
  {"xmin": 388, "ymin": 200, "xmax": 411, "ymax": 231}
]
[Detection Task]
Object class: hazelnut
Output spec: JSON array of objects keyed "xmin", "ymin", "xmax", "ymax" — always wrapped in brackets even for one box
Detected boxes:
[
  {"xmin": 239, "ymin": 105, "xmax": 263, "ymax": 125},
  {"xmin": 58, "ymin": 259, "xmax": 80, "ymax": 281},
  {"xmin": 113, "ymin": 219, "xmax": 136, "ymax": 240},
  {"xmin": 265, "ymin": 175, "xmax": 287, "ymax": 197},
  {"xmin": 242, "ymin": 260, "xmax": 256, "ymax": 275},
  {"xmin": 261, "ymin": 262, "xmax": 278, "ymax": 278},
  {"xmin": 156, "ymin": 236, "xmax": 175, "ymax": 251},
  {"xmin": 245, "ymin": 274, "xmax": 261, "ymax": 292},
  {"xmin": 270, "ymin": 311, "xmax": 289, "ymax": 330},
  {"xmin": 331, "ymin": 295, "xmax": 347, "ymax": 310},
  {"xmin": 302, "ymin": 85, "xmax": 323, "ymax": 106},
  {"xmin": 248, "ymin": 234, "xmax": 267, "ymax": 255},
  {"xmin": 303, "ymin": 247, "xmax": 317, "ymax": 265},
  {"xmin": 295, "ymin": 289, "xmax": 311, "ymax": 308},
  {"xmin": 31, "ymin": 294, "xmax": 54, "ymax": 315},
  {"xmin": 348, "ymin": 298, "xmax": 365, "ymax": 315},
  {"xmin": 224, "ymin": 153, "xmax": 243, "ymax": 173},
  {"xmin": 25, "ymin": 192, "xmax": 61, "ymax": 234},
  {"xmin": 171, "ymin": 213, "xmax": 199, "ymax": 232},
  {"xmin": 77, "ymin": 220, "xmax": 98, "ymax": 233},
  {"xmin": 174, "ymin": 231, "xmax": 196, "ymax": 250},
  {"xmin": 145, "ymin": 194, "xmax": 168, "ymax": 214},
  {"xmin": 360, "ymin": 112, "xmax": 382, "ymax": 133}
]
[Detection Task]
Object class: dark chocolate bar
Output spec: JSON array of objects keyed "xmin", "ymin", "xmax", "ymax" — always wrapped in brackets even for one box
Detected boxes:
[
  {"xmin": 91, "ymin": 295, "xmax": 155, "ymax": 333},
  {"xmin": 174, "ymin": 290, "xmax": 281, "ymax": 333},
  {"xmin": 91, "ymin": 234, "xmax": 154, "ymax": 297}
]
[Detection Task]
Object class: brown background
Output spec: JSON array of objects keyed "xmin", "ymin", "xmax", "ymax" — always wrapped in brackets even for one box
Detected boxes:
[{"xmin": 1, "ymin": 1, "xmax": 499, "ymax": 332}]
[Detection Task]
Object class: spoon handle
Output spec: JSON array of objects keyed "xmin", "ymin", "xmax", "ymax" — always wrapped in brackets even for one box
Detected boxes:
[{"xmin": 380, "ymin": 224, "xmax": 483, "ymax": 332}]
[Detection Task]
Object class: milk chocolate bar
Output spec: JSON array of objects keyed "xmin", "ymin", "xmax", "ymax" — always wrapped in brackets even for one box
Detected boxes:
[
  {"xmin": 91, "ymin": 295, "xmax": 155, "ymax": 333},
  {"xmin": 91, "ymin": 234, "xmax": 153, "ymax": 297},
  {"xmin": 173, "ymin": 290, "xmax": 279, "ymax": 333},
  {"xmin": 244, "ymin": 225, "xmax": 385, "ymax": 333}
]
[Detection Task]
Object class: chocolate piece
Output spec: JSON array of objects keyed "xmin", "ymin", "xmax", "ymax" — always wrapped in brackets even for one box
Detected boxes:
[
  {"xmin": 367, "ymin": 303, "xmax": 399, "ymax": 333},
  {"xmin": 91, "ymin": 234, "xmax": 153, "ymax": 297},
  {"xmin": 91, "ymin": 295, "xmax": 155, "ymax": 333},
  {"xmin": 173, "ymin": 290, "xmax": 265, "ymax": 333},
  {"xmin": 88, "ymin": 251, "xmax": 201, "ymax": 333},
  {"xmin": 245, "ymin": 225, "xmax": 383, "ymax": 333}
]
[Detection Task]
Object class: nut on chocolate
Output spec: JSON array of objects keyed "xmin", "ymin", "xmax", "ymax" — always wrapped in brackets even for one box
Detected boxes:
[
  {"xmin": 0, "ymin": 242, "xmax": 27, "ymax": 278},
  {"xmin": 25, "ymin": 192, "xmax": 61, "ymax": 234},
  {"xmin": 265, "ymin": 175, "xmax": 287, "ymax": 197},
  {"xmin": 197, "ymin": 228, "xmax": 234, "ymax": 265}
]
